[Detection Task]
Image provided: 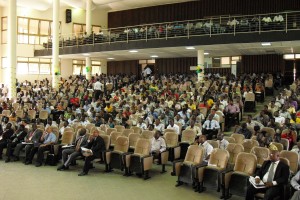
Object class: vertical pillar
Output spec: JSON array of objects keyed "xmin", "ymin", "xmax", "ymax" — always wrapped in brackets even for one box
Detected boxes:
[
  {"xmin": 52, "ymin": 0, "xmax": 60, "ymax": 89},
  {"xmin": 86, "ymin": 0, "xmax": 92, "ymax": 35},
  {"xmin": 7, "ymin": 0, "xmax": 17, "ymax": 99},
  {"xmin": 86, "ymin": 57, "xmax": 92, "ymax": 80},
  {"xmin": 197, "ymin": 49, "xmax": 205, "ymax": 82}
]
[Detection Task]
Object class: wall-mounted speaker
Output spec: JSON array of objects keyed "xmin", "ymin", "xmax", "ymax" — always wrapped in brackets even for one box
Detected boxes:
[{"xmin": 66, "ymin": 9, "xmax": 72, "ymax": 23}]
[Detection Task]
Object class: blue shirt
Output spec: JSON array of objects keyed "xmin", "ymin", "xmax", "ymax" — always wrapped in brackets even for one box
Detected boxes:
[{"xmin": 43, "ymin": 132, "xmax": 56, "ymax": 144}]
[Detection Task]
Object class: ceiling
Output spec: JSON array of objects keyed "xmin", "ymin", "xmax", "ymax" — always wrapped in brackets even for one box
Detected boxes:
[
  {"xmin": 54, "ymin": 41, "xmax": 300, "ymax": 61},
  {"xmin": 0, "ymin": 0, "xmax": 195, "ymax": 11}
]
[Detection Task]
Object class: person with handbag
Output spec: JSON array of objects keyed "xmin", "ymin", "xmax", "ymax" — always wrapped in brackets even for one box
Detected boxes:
[{"xmin": 78, "ymin": 129, "xmax": 105, "ymax": 176}]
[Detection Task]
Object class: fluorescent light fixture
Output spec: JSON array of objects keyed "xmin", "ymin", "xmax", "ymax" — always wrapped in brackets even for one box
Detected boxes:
[
  {"xmin": 82, "ymin": 53, "xmax": 90, "ymax": 56},
  {"xmin": 214, "ymin": 57, "xmax": 220, "ymax": 60},
  {"xmin": 107, "ymin": 58, "xmax": 115, "ymax": 60},
  {"xmin": 151, "ymin": 55, "xmax": 158, "ymax": 58},
  {"xmin": 185, "ymin": 46, "xmax": 195, "ymax": 50},
  {"xmin": 261, "ymin": 42, "xmax": 271, "ymax": 46},
  {"xmin": 129, "ymin": 50, "xmax": 138, "ymax": 53},
  {"xmin": 204, "ymin": 52, "xmax": 209, "ymax": 55}
]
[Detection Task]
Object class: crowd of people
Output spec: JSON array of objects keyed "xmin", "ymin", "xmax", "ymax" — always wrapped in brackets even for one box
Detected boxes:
[
  {"xmin": 43, "ymin": 12, "xmax": 292, "ymax": 48},
  {"xmin": 1, "ymin": 71, "xmax": 300, "ymax": 199}
]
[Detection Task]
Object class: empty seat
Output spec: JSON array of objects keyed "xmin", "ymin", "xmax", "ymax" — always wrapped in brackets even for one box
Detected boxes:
[
  {"xmin": 125, "ymin": 138, "xmax": 153, "ymax": 179},
  {"xmin": 106, "ymin": 128, "xmax": 117, "ymax": 136},
  {"xmin": 131, "ymin": 126, "xmax": 142, "ymax": 134},
  {"xmin": 128, "ymin": 133, "xmax": 140, "ymax": 151},
  {"xmin": 226, "ymin": 143, "xmax": 244, "ymax": 169},
  {"xmin": 224, "ymin": 136, "xmax": 236, "ymax": 144},
  {"xmin": 141, "ymin": 130, "xmax": 155, "ymax": 139},
  {"xmin": 164, "ymin": 132, "xmax": 180, "ymax": 162},
  {"xmin": 105, "ymin": 136, "xmax": 129, "ymax": 173},
  {"xmin": 110, "ymin": 131, "xmax": 122, "ymax": 148},
  {"xmin": 197, "ymin": 148, "xmax": 229, "ymax": 193},
  {"xmin": 207, "ymin": 140, "xmax": 220, "ymax": 149},
  {"xmin": 279, "ymin": 150, "xmax": 298, "ymax": 176},
  {"xmin": 115, "ymin": 125, "xmax": 125, "ymax": 133},
  {"xmin": 222, "ymin": 152, "xmax": 257, "ymax": 199},
  {"xmin": 174, "ymin": 145, "xmax": 204, "ymax": 187},
  {"xmin": 230, "ymin": 133, "xmax": 245, "ymax": 144},
  {"xmin": 242, "ymin": 139, "xmax": 259, "ymax": 153},
  {"xmin": 122, "ymin": 129, "xmax": 134, "ymax": 137}
]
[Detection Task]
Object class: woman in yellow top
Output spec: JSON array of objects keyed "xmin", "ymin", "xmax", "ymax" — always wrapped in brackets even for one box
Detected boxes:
[
  {"xmin": 188, "ymin": 100, "xmax": 197, "ymax": 111},
  {"xmin": 105, "ymin": 103, "xmax": 113, "ymax": 113}
]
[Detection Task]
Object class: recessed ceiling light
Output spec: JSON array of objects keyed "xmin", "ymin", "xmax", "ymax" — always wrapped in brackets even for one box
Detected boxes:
[
  {"xmin": 107, "ymin": 58, "xmax": 115, "ymax": 60},
  {"xmin": 186, "ymin": 46, "xmax": 195, "ymax": 50},
  {"xmin": 261, "ymin": 42, "xmax": 271, "ymax": 46},
  {"xmin": 82, "ymin": 53, "xmax": 90, "ymax": 56},
  {"xmin": 151, "ymin": 55, "xmax": 158, "ymax": 58},
  {"xmin": 214, "ymin": 57, "xmax": 220, "ymax": 60},
  {"xmin": 204, "ymin": 52, "xmax": 209, "ymax": 55},
  {"xmin": 129, "ymin": 50, "xmax": 138, "ymax": 53}
]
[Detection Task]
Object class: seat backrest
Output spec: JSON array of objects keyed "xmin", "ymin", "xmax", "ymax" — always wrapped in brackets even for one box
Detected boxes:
[
  {"xmin": 164, "ymin": 132, "xmax": 178, "ymax": 147},
  {"xmin": 184, "ymin": 145, "xmax": 204, "ymax": 165},
  {"xmin": 114, "ymin": 136, "xmax": 129, "ymax": 153},
  {"xmin": 122, "ymin": 129, "xmax": 134, "ymax": 137},
  {"xmin": 270, "ymin": 142, "xmax": 283, "ymax": 152},
  {"xmin": 261, "ymin": 127, "xmax": 275, "ymax": 138},
  {"xmin": 16, "ymin": 110, "xmax": 24, "ymax": 118},
  {"xmin": 110, "ymin": 131, "xmax": 122, "ymax": 146},
  {"xmin": 115, "ymin": 125, "xmax": 125, "ymax": 133},
  {"xmin": 131, "ymin": 126, "xmax": 142, "ymax": 134},
  {"xmin": 208, "ymin": 148, "xmax": 229, "ymax": 169},
  {"xmin": 280, "ymin": 138, "xmax": 290, "ymax": 150},
  {"xmin": 85, "ymin": 124, "xmax": 95, "ymax": 132},
  {"xmin": 242, "ymin": 139, "xmax": 259, "ymax": 153},
  {"xmin": 175, "ymin": 123, "xmax": 182, "ymax": 135},
  {"xmin": 231, "ymin": 133, "xmax": 245, "ymax": 144},
  {"xmin": 128, "ymin": 133, "xmax": 140, "ymax": 148},
  {"xmin": 250, "ymin": 146, "xmax": 270, "ymax": 166},
  {"xmin": 61, "ymin": 131, "xmax": 74, "ymax": 145},
  {"xmin": 39, "ymin": 110, "xmax": 48, "ymax": 120},
  {"xmin": 63, "ymin": 127, "xmax": 74, "ymax": 133},
  {"xmin": 207, "ymin": 140, "xmax": 220, "ymax": 149},
  {"xmin": 245, "ymin": 93, "xmax": 255, "ymax": 101},
  {"xmin": 106, "ymin": 128, "xmax": 117, "ymax": 135},
  {"xmin": 200, "ymin": 107, "xmax": 208, "ymax": 118},
  {"xmin": 164, "ymin": 128, "xmax": 176, "ymax": 133},
  {"xmin": 224, "ymin": 136, "xmax": 236, "ymax": 143},
  {"xmin": 134, "ymin": 138, "xmax": 151, "ymax": 156},
  {"xmin": 280, "ymin": 150, "xmax": 299, "ymax": 174},
  {"xmin": 141, "ymin": 130, "xmax": 154, "ymax": 139},
  {"xmin": 234, "ymin": 152, "xmax": 257, "ymax": 176},
  {"xmin": 27, "ymin": 110, "xmax": 36, "ymax": 120},
  {"xmin": 279, "ymin": 157, "xmax": 290, "ymax": 167},
  {"xmin": 100, "ymin": 135, "xmax": 110, "ymax": 150},
  {"xmin": 2, "ymin": 110, "xmax": 11, "ymax": 117},
  {"xmin": 226, "ymin": 143, "xmax": 244, "ymax": 165},
  {"xmin": 181, "ymin": 129, "xmax": 196, "ymax": 144}
]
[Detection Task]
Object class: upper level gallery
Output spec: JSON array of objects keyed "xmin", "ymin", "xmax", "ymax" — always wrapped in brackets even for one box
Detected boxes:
[{"xmin": 34, "ymin": 10, "xmax": 300, "ymax": 57}]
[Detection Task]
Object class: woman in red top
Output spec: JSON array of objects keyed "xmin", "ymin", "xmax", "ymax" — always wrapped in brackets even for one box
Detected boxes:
[{"xmin": 281, "ymin": 127, "xmax": 297, "ymax": 150}]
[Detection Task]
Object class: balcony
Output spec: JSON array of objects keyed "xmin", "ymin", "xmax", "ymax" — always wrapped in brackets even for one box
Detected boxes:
[{"xmin": 34, "ymin": 11, "xmax": 300, "ymax": 57}]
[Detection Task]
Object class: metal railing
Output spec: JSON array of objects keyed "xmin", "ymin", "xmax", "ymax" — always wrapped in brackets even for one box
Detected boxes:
[{"xmin": 41, "ymin": 11, "xmax": 300, "ymax": 50}]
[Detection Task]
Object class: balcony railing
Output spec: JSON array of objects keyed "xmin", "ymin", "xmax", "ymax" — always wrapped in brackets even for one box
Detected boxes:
[{"xmin": 41, "ymin": 11, "xmax": 300, "ymax": 49}]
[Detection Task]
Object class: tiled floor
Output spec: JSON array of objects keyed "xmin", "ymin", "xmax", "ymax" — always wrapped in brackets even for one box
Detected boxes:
[{"xmin": 0, "ymin": 160, "xmax": 243, "ymax": 200}]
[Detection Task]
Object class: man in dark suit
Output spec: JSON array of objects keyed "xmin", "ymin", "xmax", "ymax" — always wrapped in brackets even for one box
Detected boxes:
[
  {"xmin": 0, "ymin": 123, "xmax": 14, "ymax": 159},
  {"xmin": 245, "ymin": 150, "xmax": 290, "ymax": 200},
  {"xmin": 57, "ymin": 128, "xmax": 88, "ymax": 171},
  {"xmin": 5, "ymin": 124, "xmax": 27, "ymax": 162},
  {"xmin": 11, "ymin": 123, "xmax": 43, "ymax": 161},
  {"xmin": 78, "ymin": 129, "xmax": 106, "ymax": 176}
]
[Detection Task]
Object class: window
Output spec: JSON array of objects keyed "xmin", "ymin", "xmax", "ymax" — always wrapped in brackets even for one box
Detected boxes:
[
  {"xmin": 73, "ymin": 59, "xmax": 102, "ymax": 75},
  {"xmin": 17, "ymin": 63, "xmax": 29, "ymax": 74},
  {"xmin": 1, "ymin": 57, "xmax": 7, "ymax": 69},
  {"xmin": 73, "ymin": 23, "xmax": 102, "ymax": 36},
  {"xmin": 40, "ymin": 20, "xmax": 50, "ymax": 35},
  {"xmin": 1, "ymin": 17, "xmax": 7, "ymax": 44},
  {"xmin": 16, "ymin": 57, "xmax": 52, "ymax": 75}
]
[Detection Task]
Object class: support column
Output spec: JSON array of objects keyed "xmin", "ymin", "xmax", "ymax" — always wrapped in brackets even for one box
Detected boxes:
[
  {"xmin": 7, "ymin": 0, "xmax": 17, "ymax": 99},
  {"xmin": 86, "ymin": 57, "xmax": 92, "ymax": 80},
  {"xmin": 52, "ymin": 0, "xmax": 60, "ymax": 89},
  {"xmin": 197, "ymin": 50, "xmax": 205, "ymax": 82},
  {"xmin": 86, "ymin": 0, "xmax": 92, "ymax": 35}
]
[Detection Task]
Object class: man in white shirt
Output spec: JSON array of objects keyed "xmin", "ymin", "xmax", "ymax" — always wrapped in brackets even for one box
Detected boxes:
[
  {"xmin": 199, "ymin": 135, "xmax": 213, "ymax": 163},
  {"xmin": 216, "ymin": 133, "xmax": 229, "ymax": 150},
  {"xmin": 202, "ymin": 114, "xmax": 220, "ymax": 140},
  {"xmin": 154, "ymin": 119, "xmax": 165, "ymax": 133},
  {"xmin": 93, "ymin": 78, "xmax": 103, "ymax": 99},
  {"xmin": 151, "ymin": 131, "xmax": 166, "ymax": 164},
  {"xmin": 167, "ymin": 119, "xmax": 180, "ymax": 135},
  {"xmin": 136, "ymin": 117, "xmax": 147, "ymax": 130},
  {"xmin": 185, "ymin": 120, "xmax": 202, "ymax": 136},
  {"xmin": 274, "ymin": 111, "xmax": 285, "ymax": 126}
]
